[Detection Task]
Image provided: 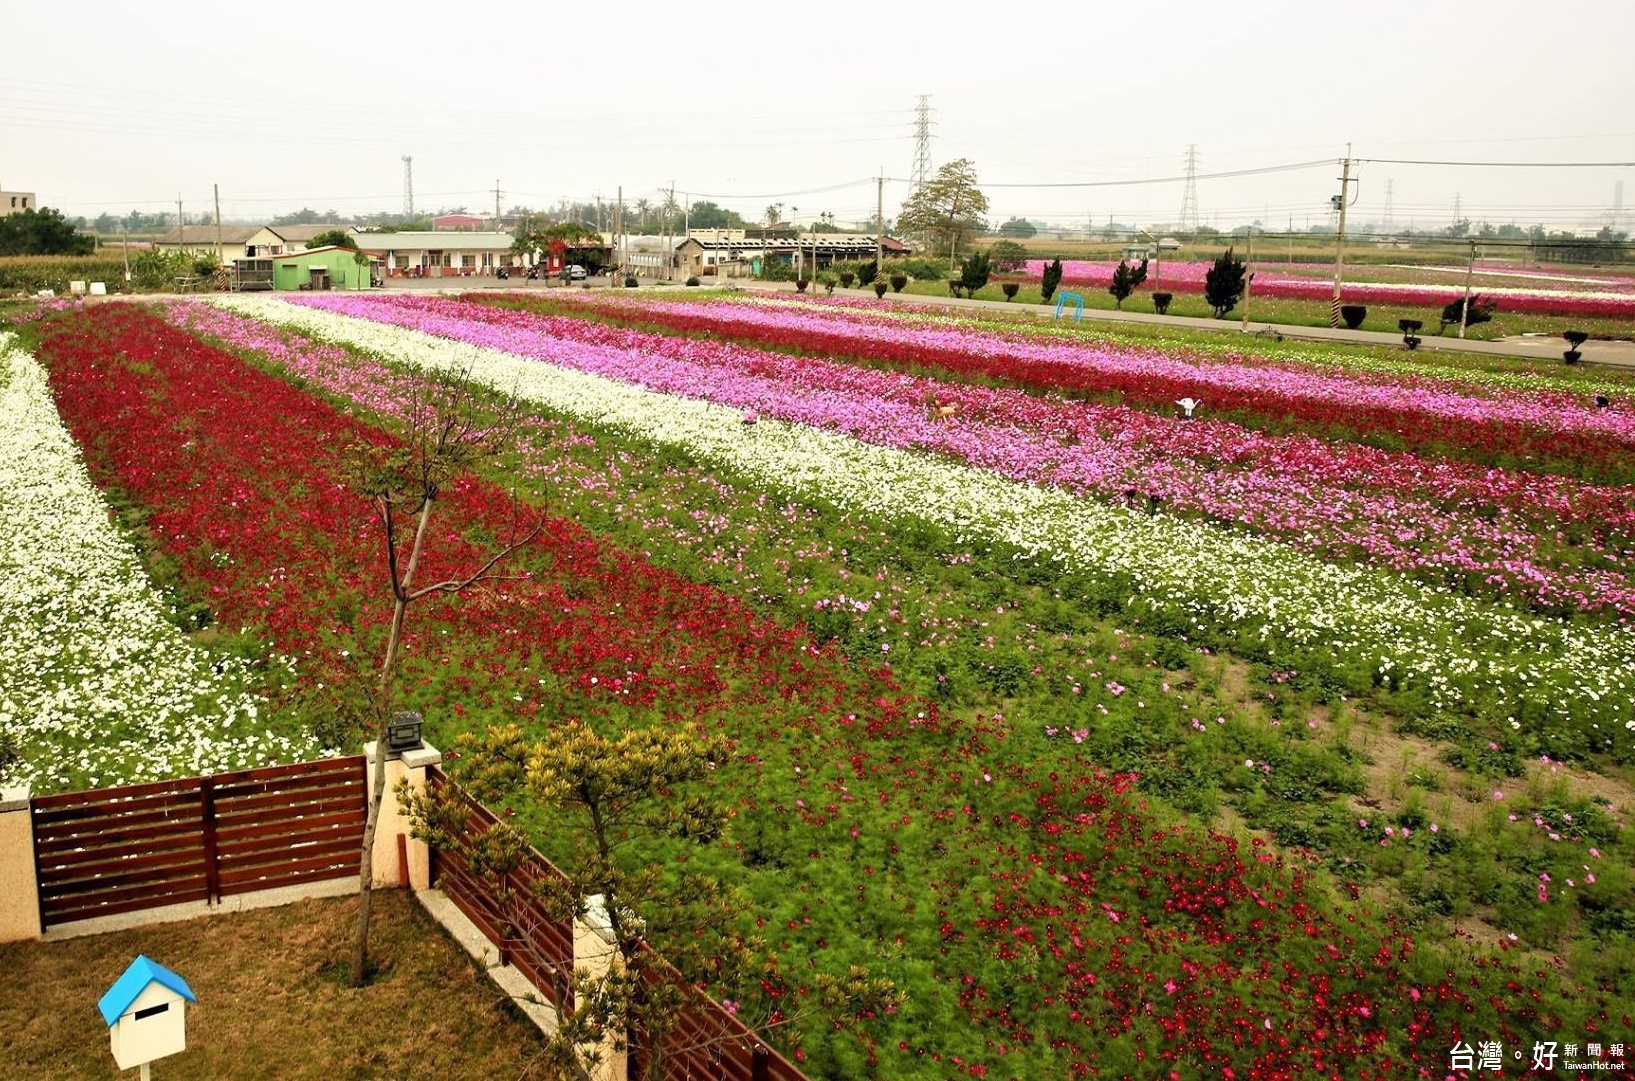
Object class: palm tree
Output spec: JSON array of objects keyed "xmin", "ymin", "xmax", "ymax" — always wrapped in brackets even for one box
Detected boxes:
[
  {"xmin": 633, "ymin": 198, "xmax": 652, "ymax": 228},
  {"xmin": 765, "ymin": 202, "xmax": 784, "ymax": 227}
]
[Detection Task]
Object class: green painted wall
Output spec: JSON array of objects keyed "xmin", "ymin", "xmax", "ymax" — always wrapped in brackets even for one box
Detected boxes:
[{"xmin": 271, "ymin": 247, "xmax": 375, "ymax": 291}]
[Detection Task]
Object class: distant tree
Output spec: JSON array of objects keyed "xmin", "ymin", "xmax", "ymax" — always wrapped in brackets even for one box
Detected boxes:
[
  {"xmin": 309, "ymin": 229, "xmax": 371, "ymax": 266},
  {"xmin": 1203, "ymin": 247, "xmax": 1248, "ymax": 318},
  {"xmin": 513, "ymin": 221, "xmax": 601, "ymax": 265},
  {"xmin": 1447, "ymin": 218, "xmax": 1472, "ymax": 238},
  {"xmin": 309, "ymin": 229, "xmax": 359, "ymax": 250},
  {"xmin": 896, "ymin": 158, "xmax": 990, "ymax": 260},
  {"xmin": 1107, "ymin": 257, "xmax": 1149, "ymax": 309},
  {"xmin": 997, "ymin": 216, "xmax": 1037, "ymax": 239},
  {"xmin": 687, "ymin": 201, "xmax": 747, "ymax": 230},
  {"xmin": 0, "ymin": 207, "xmax": 96, "ymax": 256},
  {"xmin": 764, "ymin": 203, "xmax": 785, "ymax": 227},
  {"xmin": 1040, "ymin": 257, "xmax": 1064, "ymax": 303},
  {"xmin": 987, "ymin": 240, "xmax": 1029, "ymax": 272},
  {"xmin": 1495, "ymin": 223, "xmax": 1528, "ymax": 240},
  {"xmin": 272, "ymin": 207, "xmax": 324, "ymax": 226}
]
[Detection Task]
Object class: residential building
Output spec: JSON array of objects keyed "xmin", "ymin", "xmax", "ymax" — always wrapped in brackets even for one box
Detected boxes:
[
  {"xmin": 2, "ymin": 189, "xmax": 38, "ymax": 216},
  {"xmin": 245, "ymin": 223, "xmax": 353, "ymax": 256},
  {"xmin": 151, "ymin": 224, "xmax": 263, "ymax": 264},
  {"xmin": 351, "ymin": 230, "xmax": 519, "ymax": 277},
  {"xmin": 674, "ymin": 233, "xmax": 908, "ymax": 279}
]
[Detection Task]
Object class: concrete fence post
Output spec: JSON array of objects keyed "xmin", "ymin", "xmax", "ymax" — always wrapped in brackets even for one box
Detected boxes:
[
  {"xmin": 363, "ymin": 741, "xmax": 442, "ymax": 890},
  {"xmin": 0, "ymin": 787, "xmax": 41, "ymax": 943},
  {"xmin": 575, "ymin": 894, "xmax": 627, "ymax": 1081}
]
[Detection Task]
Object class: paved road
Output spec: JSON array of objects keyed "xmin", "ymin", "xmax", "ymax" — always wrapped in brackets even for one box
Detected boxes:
[{"xmin": 723, "ymin": 279, "xmax": 1635, "ymax": 371}]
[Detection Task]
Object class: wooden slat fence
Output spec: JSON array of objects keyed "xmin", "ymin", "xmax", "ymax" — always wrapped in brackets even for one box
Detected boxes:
[
  {"xmin": 425, "ymin": 767, "xmax": 576, "ymax": 1015},
  {"xmin": 424, "ymin": 767, "xmax": 808, "ymax": 1081},
  {"xmin": 31, "ymin": 755, "xmax": 366, "ymax": 929},
  {"xmin": 638, "ymin": 948, "xmax": 807, "ymax": 1081}
]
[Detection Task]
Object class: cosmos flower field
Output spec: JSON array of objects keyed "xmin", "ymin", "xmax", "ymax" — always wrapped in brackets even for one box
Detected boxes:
[{"xmin": 6, "ymin": 291, "xmax": 1632, "ymax": 1079}]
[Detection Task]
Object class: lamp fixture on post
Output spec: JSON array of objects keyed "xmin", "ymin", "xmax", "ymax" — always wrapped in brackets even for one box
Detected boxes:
[{"xmin": 385, "ymin": 710, "xmax": 424, "ymax": 754}]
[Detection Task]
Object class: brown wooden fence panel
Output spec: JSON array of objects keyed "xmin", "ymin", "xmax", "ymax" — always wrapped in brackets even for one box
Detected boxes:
[
  {"xmin": 426, "ymin": 768, "xmax": 575, "ymax": 1015},
  {"xmin": 212, "ymin": 756, "xmax": 365, "ymax": 897},
  {"xmin": 32, "ymin": 778, "xmax": 207, "ymax": 926},
  {"xmin": 639, "ymin": 951, "xmax": 807, "ymax": 1081},
  {"xmin": 31, "ymin": 756, "xmax": 368, "ymax": 929}
]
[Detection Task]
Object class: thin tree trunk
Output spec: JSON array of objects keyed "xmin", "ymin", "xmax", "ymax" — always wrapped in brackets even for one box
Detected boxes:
[{"xmin": 351, "ymin": 496, "xmax": 436, "ymax": 986}]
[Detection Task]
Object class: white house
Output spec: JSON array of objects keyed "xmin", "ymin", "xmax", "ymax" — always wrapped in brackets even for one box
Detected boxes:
[
  {"xmin": 151, "ymin": 224, "xmax": 262, "ymax": 264},
  {"xmin": 351, "ymin": 230, "xmax": 519, "ymax": 278}
]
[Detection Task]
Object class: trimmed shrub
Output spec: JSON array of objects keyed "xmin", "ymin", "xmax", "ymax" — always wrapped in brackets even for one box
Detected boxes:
[
  {"xmin": 889, "ymin": 273, "xmax": 908, "ymax": 293},
  {"xmin": 1002, "ymin": 282, "xmax": 1019, "ymax": 301},
  {"xmin": 795, "ymin": 279, "xmax": 809, "ymax": 293},
  {"xmin": 1340, "ymin": 304, "xmax": 1367, "ymax": 330},
  {"xmin": 1040, "ymin": 258, "xmax": 1063, "ymax": 303},
  {"xmin": 1152, "ymin": 291, "xmax": 1173, "ymax": 315},
  {"xmin": 685, "ymin": 276, "xmax": 701, "ymax": 287},
  {"xmin": 839, "ymin": 271, "xmax": 855, "ymax": 288},
  {"xmin": 873, "ymin": 281, "xmax": 888, "ymax": 298}
]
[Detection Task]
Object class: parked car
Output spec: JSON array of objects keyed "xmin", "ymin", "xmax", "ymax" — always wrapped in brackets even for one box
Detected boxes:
[{"xmin": 567, "ymin": 264, "xmax": 587, "ymax": 281}]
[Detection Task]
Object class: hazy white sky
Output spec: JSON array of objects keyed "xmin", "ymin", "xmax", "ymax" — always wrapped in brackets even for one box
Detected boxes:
[{"xmin": 5, "ymin": 0, "xmax": 1633, "ymax": 234}]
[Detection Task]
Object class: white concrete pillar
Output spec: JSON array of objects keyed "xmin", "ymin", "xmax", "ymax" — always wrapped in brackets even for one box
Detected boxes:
[
  {"xmin": 0, "ymin": 787, "xmax": 40, "ymax": 943},
  {"xmin": 363, "ymin": 741, "xmax": 442, "ymax": 890},
  {"xmin": 574, "ymin": 894, "xmax": 627, "ymax": 1081}
]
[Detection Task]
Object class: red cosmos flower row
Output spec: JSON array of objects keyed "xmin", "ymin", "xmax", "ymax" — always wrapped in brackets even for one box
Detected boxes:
[{"xmin": 30, "ymin": 304, "xmax": 917, "ymax": 727}]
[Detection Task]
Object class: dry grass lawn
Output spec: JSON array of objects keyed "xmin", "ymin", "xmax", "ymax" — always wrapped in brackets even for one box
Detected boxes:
[{"xmin": 0, "ymin": 890, "xmax": 544, "ymax": 1079}]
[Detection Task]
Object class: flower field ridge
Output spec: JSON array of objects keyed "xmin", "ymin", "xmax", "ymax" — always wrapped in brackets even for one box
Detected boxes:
[
  {"xmin": 1023, "ymin": 259, "xmax": 1635, "ymax": 319},
  {"xmin": 0, "ymin": 332, "xmax": 318, "ymax": 793},
  {"xmin": 220, "ymin": 296, "xmax": 1635, "ymax": 759},
  {"xmin": 297, "ymin": 292, "xmax": 1635, "ymax": 619},
  {"xmin": 485, "ymin": 290, "xmax": 1635, "ymax": 484}
]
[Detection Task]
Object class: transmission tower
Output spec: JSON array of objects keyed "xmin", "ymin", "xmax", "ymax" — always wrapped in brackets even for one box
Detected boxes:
[
  {"xmin": 402, "ymin": 155, "xmax": 414, "ymax": 216},
  {"xmin": 1178, "ymin": 145, "xmax": 1201, "ymax": 232},
  {"xmin": 1381, "ymin": 179, "xmax": 1395, "ymax": 233},
  {"xmin": 1613, "ymin": 180, "xmax": 1626, "ymax": 231},
  {"xmin": 910, "ymin": 95, "xmax": 934, "ymax": 193},
  {"xmin": 1452, "ymin": 191, "xmax": 1463, "ymax": 226}
]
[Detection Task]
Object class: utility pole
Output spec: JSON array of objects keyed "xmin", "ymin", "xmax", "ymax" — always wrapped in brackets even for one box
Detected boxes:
[
  {"xmin": 1329, "ymin": 146, "xmax": 1354, "ymax": 329},
  {"xmin": 121, "ymin": 221, "xmax": 131, "ymax": 289},
  {"xmin": 667, "ymin": 182, "xmax": 676, "ymax": 280},
  {"xmin": 176, "ymin": 194, "xmax": 184, "ymax": 249},
  {"xmin": 213, "ymin": 183, "xmax": 223, "ymax": 267},
  {"xmin": 494, "ymin": 179, "xmax": 502, "ymax": 232},
  {"xmin": 1458, "ymin": 238, "xmax": 1478, "ymax": 338},
  {"xmin": 1240, "ymin": 225, "xmax": 1254, "ymax": 332},
  {"xmin": 875, "ymin": 172, "xmax": 884, "ymax": 277}
]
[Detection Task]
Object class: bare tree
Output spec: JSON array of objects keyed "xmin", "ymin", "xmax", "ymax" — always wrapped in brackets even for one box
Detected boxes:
[{"xmin": 349, "ymin": 367, "xmax": 542, "ymax": 987}]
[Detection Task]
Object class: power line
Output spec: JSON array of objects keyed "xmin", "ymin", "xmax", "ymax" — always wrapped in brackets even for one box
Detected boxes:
[
  {"xmin": 1359, "ymin": 157, "xmax": 1635, "ymax": 168},
  {"xmin": 980, "ymin": 159, "xmax": 1335, "ymax": 189}
]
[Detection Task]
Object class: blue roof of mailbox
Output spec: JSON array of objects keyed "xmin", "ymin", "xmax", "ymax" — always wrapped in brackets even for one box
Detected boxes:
[{"xmin": 98, "ymin": 955, "xmax": 197, "ymax": 1027}]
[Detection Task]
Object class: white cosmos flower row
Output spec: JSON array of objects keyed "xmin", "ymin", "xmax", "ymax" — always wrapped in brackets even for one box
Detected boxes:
[
  {"xmin": 0, "ymin": 333, "xmax": 319, "ymax": 794},
  {"xmin": 215, "ymin": 298, "xmax": 1635, "ymax": 750}
]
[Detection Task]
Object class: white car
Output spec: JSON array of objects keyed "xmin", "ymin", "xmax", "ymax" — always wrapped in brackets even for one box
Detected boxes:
[{"xmin": 567, "ymin": 264, "xmax": 587, "ymax": 280}]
